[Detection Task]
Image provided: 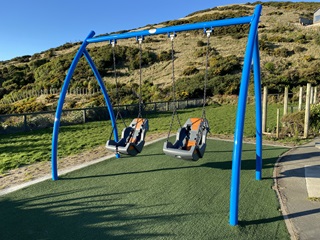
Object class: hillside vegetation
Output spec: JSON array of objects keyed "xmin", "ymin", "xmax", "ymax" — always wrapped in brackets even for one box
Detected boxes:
[{"xmin": 1, "ymin": 1, "xmax": 320, "ymax": 114}]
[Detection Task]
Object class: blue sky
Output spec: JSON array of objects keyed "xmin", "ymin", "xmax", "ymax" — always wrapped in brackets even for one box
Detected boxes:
[{"xmin": 0, "ymin": 0, "xmax": 316, "ymax": 61}]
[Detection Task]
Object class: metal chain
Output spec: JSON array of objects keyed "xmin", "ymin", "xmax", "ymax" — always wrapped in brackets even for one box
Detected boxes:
[
  {"xmin": 138, "ymin": 37, "xmax": 143, "ymax": 119},
  {"xmin": 202, "ymin": 29, "xmax": 211, "ymax": 120},
  {"xmin": 109, "ymin": 111, "xmax": 126, "ymax": 140},
  {"xmin": 167, "ymin": 33, "xmax": 182, "ymax": 141},
  {"xmin": 112, "ymin": 40, "xmax": 121, "ymax": 112},
  {"xmin": 109, "ymin": 40, "xmax": 126, "ymax": 140}
]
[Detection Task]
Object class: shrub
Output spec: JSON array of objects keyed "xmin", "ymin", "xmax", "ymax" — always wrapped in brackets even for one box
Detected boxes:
[
  {"xmin": 260, "ymin": 34, "xmax": 268, "ymax": 41},
  {"xmin": 303, "ymin": 55, "xmax": 315, "ymax": 62},
  {"xmin": 28, "ymin": 115, "xmax": 54, "ymax": 130},
  {"xmin": 144, "ymin": 37, "xmax": 161, "ymax": 43},
  {"xmin": 264, "ymin": 62, "xmax": 275, "ymax": 73},
  {"xmin": 55, "ymin": 42, "xmax": 78, "ymax": 51},
  {"xmin": 1, "ymin": 116, "xmax": 24, "ymax": 132},
  {"xmin": 209, "ymin": 55, "xmax": 241, "ymax": 76},
  {"xmin": 44, "ymin": 49, "xmax": 56, "ymax": 58},
  {"xmin": 315, "ymin": 34, "xmax": 320, "ymax": 45},
  {"xmin": 30, "ymin": 53, "xmax": 41, "ymax": 60},
  {"xmin": 0, "ymin": 87, "xmax": 7, "ymax": 99},
  {"xmin": 182, "ymin": 66, "xmax": 199, "ymax": 76},
  {"xmin": 64, "ymin": 100, "xmax": 77, "ymax": 109},
  {"xmin": 281, "ymin": 111, "xmax": 305, "ymax": 138},
  {"xmin": 274, "ymin": 48, "xmax": 292, "ymax": 58},
  {"xmin": 13, "ymin": 99, "xmax": 47, "ymax": 113},
  {"xmin": 195, "ymin": 48, "xmax": 207, "ymax": 57},
  {"xmin": 29, "ymin": 58, "xmax": 48, "ymax": 69},
  {"xmin": 231, "ymin": 33, "xmax": 246, "ymax": 39},
  {"xmin": 158, "ymin": 51, "xmax": 172, "ymax": 61},
  {"xmin": 267, "ymin": 11, "xmax": 283, "ymax": 16},
  {"xmin": 197, "ymin": 40, "xmax": 206, "ymax": 47},
  {"xmin": 216, "ymin": 74, "xmax": 240, "ymax": 95},
  {"xmin": 0, "ymin": 104, "xmax": 13, "ymax": 114},
  {"xmin": 60, "ymin": 110, "xmax": 84, "ymax": 125},
  {"xmin": 295, "ymin": 34, "xmax": 308, "ymax": 44},
  {"xmin": 267, "ymin": 24, "xmax": 295, "ymax": 34},
  {"xmin": 293, "ymin": 46, "xmax": 307, "ymax": 53},
  {"xmin": 12, "ymin": 55, "xmax": 31, "ymax": 63},
  {"xmin": 259, "ymin": 40, "xmax": 274, "ymax": 54},
  {"xmin": 310, "ymin": 103, "xmax": 320, "ymax": 133},
  {"xmin": 267, "ymin": 35, "xmax": 293, "ymax": 43}
]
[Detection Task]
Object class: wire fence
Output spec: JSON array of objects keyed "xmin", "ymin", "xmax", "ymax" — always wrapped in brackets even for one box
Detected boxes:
[
  {"xmin": 0, "ymin": 88, "xmax": 103, "ymax": 105},
  {"xmin": 0, "ymin": 98, "xmax": 204, "ymax": 134},
  {"xmin": 0, "ymin": 85, "xmax": 313, "ymax": 105}
]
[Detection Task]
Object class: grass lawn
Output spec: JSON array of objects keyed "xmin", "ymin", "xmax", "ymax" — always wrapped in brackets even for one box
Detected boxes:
[
  {"xmin": 0, "ymin": 103, "xmax": 284, "ymax": 173},
  {"xmin": 0, "ymin": 138, "xmax": 289, "ymax": 240}
]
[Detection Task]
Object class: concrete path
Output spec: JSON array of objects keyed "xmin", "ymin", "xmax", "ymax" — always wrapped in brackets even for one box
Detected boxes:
[{"xmin": 275, "ymin": 138, "xmax": 320, "ymax": 240}]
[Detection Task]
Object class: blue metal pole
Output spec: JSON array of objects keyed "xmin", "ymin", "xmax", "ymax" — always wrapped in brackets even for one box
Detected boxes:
[
  {"xmin": 86, "ymin": 16, "xmax": 253, "ymax": 44},
  {"xmin": 83, "ymin": 49, "xmax": 120, "ymax": 158},
  {"xmin": 253, "ymin": 34, "xmax": 262, "ymax": 181},
  {"xmin": 229, "ymin": 5, "xmax": 262, "ymax": 226},
  {"xmin": 51, "ymin": 31, "xmax": 95, "ymax": 180}
]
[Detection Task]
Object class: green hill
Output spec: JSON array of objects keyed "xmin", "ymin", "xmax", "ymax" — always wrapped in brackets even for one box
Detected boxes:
[{"xmin": 1, "ymin": 1, "xmax": 320, "ymax": 114}]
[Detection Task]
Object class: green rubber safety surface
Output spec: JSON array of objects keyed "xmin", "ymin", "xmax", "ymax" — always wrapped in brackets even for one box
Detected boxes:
[{"xmin": 0, "ymin": 139, "xmax": 290, "ymax": 240}]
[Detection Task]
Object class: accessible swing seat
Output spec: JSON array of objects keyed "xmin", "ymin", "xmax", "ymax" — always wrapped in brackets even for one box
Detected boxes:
[
  {"xmin": 163, "ymin": 118, "xmax": 209, "ymax": 161},
  {"xmin": 106, "ymin": 118, "xmax": 149, "ymax": 156}
]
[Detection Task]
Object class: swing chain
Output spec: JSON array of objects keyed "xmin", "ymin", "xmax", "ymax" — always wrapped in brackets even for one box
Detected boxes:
[
  {"xmin": 109, "ymin": 39, "xmax": 127, "ymax": 140},
  {"xmin": 111, "ymin": 40, "xmax": 121, "ymax": 112},
  {"xmin": 167, "ymin": 33, "xmax": 182, "ymax": 141},
  {"xmin": 137, "ymin": 37, "xmax": 143, "ymax": 118},
  {"xmin": 202, "ymin": 29, "xmax": 212, "ymax": 120}
]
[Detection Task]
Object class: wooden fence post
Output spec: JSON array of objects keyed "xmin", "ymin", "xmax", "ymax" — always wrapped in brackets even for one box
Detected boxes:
[
  {"xmin": 262, "ymin": 86, "xmax": 267, "ymax": 133},
  {"xmin": 276, "ymin": 108, "xmax": 280, "ymax": 139},
  {"xmin": 23, "ymin": 114, "xmax": 27, "ymax": 131},
  {"xmin": 283, "ymin": 87, "xmax": 288, "ymax": 116},
  {"xmin": 298, "ymin": 87, "xmax": 303, "ymax": 111},
  {"xmin": 82, "ymin": 109, "xmax": 86, "ymax": 123},
  {"xmin": 304, "ymin": 83, "xmax": 311, "ymax": 138},
  {"xmin": 313, "ymin": 87, "xmax": 317, "ymax": 104}
]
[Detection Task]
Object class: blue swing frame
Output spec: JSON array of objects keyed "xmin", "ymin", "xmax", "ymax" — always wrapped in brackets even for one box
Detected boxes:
[{"xmin": 51, "ymin": 5, "xmax": 262, "ymax": 226}]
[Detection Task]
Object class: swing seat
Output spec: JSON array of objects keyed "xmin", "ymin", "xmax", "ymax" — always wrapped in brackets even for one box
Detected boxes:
[
  {"xmin": 163, "ymin": 118, "xmax": 209, "ymax": 161},
  {"xmin": 106, "ymin": 118, "xmax": 149, "ymax": 156}
]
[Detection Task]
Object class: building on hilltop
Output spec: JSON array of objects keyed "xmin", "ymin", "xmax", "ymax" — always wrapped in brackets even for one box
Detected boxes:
[
  {"xmin": 299, "ymin": 9, "xmax": 320, "ymax": 26},
  {"xmin": 299, "ymin": 16, "xmax": 313, "ymax": 26},
  {"xmin": 314, "ymin": 8, "xmax": 320, "ymax": 24}
]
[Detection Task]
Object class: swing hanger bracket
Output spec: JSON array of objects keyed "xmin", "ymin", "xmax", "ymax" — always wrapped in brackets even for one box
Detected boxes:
[
  {"xmin": 136, "ymin": 36, "xmax": 144, "ymax": 44},
  {"xmin": 204, "ymin": 28, "xmax": 213, "ymax": 37},
  {"xmin": 110, "ymin": 39, "xmax": 117, "ymax": 47},
  {"xmin": 168, "ymin": 32, "xmax": 177, "ymax": 41}
]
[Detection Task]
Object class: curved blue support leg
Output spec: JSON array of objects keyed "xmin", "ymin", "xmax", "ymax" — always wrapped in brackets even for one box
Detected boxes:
[
  {"xmin": 229, "ymin": 5, "xmax": 262, "ymax": 226},
  {"xmin": 83, "ymin": 49, "xmax": 119, "ymax": 144},
  {"xmin": 253, "ymin": 34, "xmax": 262, "ymax": 181},
  {"xmin": 51, "ymin": 31, "xmax": 95, "ymax": 181}
]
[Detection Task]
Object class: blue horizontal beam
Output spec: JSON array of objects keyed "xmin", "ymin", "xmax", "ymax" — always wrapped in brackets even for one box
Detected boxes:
[{"xmin": 86, "ymin": 15, "xmax": 253, "ymax": 43}]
